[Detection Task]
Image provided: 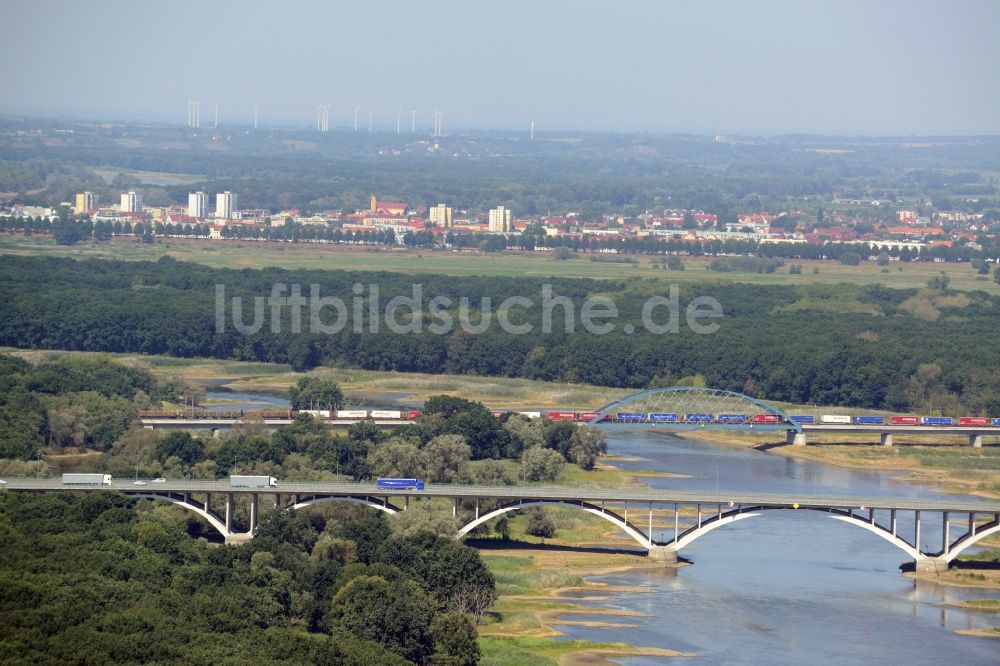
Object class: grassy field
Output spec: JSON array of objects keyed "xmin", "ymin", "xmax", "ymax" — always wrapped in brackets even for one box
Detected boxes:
[{"xmin": 2, "ymin": 234, "xmax": 998, "ymax": 294}]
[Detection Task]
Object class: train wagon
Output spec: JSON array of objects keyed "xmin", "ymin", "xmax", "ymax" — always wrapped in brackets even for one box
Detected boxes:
[
  {"xmin": 300, "ymin": 409, "xmax": 331, "ymax": 418},
  {"xmin": 577, "ymin": 412, "xmax": 601, "ymax": 422},
  {"xmin": 336, "ymin": 410, "xmax": 369, "ymax": 419},
  {"xmin": 684, "ymin": 413, "xmax": 714, "ymax": 423},
  {"xmin": 617, "ymin": 412, "xmax": 645, "ymax": 422},
  {"xmin": 921, "ymin": 416, "xmax": 953, "ymax": 426},
  {"xmin": 958, "ymin": 417, "xmax": 990, "ymax": 426},
  {"xmin": 547, "ymin": 412, "xmax": 578, "ymax": 421},
  {"xmin": 648, "ymin": 413, "xmax": 678, "ymax": 423},
  {"xmin": 891, "ymin": 416, "xmax": 919, "ymax": 425},
  {"xmin": 407, "ymin": 409, "xmax": 422, "ymax": 419},
  {"xmin": 820, "ymin": 415, "xmax": 852, "ymax": 424},
  {"xmin": 517, "ymin": 411, "xmax": 542, "ymax": 419},
  {"xmin": 752, "ymin": 414, "xmax": 782, "ymax": 424},
  {"xmin": 853, "ymin": 416, "xmax": 885, "ymax": 425},
  {"xmin": 717, "ymin": 414, "xmax": 749, "ymax": 424},
  {"xmin": 993, "ymin": 418, "xmax": 1000, "ymax": 427},
  {"xmin": 790, "ymin": 415, "xmax": 815, "ymax": 424},
  {"xmin": 370, "ymin": 410, "xmax": 402, "ymax": 419}
]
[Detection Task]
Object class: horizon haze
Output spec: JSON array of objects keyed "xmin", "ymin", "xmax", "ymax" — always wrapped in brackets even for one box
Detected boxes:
[{"xmin": 1, "ymin": 0, "xmax": 999, "ymax": 135}]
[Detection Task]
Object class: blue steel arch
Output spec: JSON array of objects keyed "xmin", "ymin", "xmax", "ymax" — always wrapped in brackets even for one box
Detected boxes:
[{"xmin": 591, "ymin": 386, "xmax": 802, "ymax": 433}]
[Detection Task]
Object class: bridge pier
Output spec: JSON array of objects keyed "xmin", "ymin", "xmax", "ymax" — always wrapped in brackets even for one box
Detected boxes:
[
  {"xmin": 785, "ymin": 430, "xmax": 807, "ymax": 446},
  {"xmin": 970, "ymin": 433, "xmax": 983, "ymax": 448},
  {"xmin": 914, "ymin": 558, "xmax": 949, "ymax": 574},
  {"xmin": 647, "ymin": 546, "xmax": 679, "ymax": 565},
  {"xmin": 225, "ymin": 532, "xmax": 253, "ymax": 545},
  {"xmin": 881, "ymin": 432, "xmax": 893, "ymax": 447}
]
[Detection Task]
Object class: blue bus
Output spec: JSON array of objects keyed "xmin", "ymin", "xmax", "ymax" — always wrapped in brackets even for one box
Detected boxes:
[
  {"xmin": 648, "ymin": 412, "xmax": 678, "ymax": 423},
  {"xmin": 376, "ymin": 478, "xmax": 425, "ymax": 490}
]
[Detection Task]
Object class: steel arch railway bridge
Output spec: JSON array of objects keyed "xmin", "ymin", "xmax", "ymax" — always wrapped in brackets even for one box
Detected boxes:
[{"xmin": 4, "ymin": 479, "xmax": 999, "ymax": 573}]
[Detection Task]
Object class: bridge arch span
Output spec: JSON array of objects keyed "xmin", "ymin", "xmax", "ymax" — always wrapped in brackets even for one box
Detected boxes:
[
  {"xmin": 942, "ymin": 516, "xmax": 1000, "ymax": 561},
  {"xmin": 669, "ymin": 506, "xmax": 935, "ymax": 563},
  {"xmin": 132, "ymin": 492, "xmax": 231, "ymax": 539},
  {"xmin": 593, "ymin": 386, "xmax": 802, "ymax": 432},
  {"xmin": 292, "ymin": 496, "xmax": 402, "ymax": 515},
  {"xmin": 456, "ymin": 499, "xmax": 652, "ymax": 548}
]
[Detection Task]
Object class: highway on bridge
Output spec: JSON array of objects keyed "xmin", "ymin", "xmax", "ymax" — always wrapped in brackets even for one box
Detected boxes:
[{"xmin": 4, "ymin": 478, "xmax": 998, "ymax": 514}]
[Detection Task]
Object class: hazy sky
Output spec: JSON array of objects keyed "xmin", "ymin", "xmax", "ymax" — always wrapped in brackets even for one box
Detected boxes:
[{"xmin": 2, "ymin": 0, "xmax": 998, "ymax": 135}]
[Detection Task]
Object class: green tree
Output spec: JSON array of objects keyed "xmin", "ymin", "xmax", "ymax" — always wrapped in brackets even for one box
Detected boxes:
[
  {"xmin": 288, "ymin": 376, "xmax": 344, "ymax": 411},
  {"xmin": 524, "ymin": 507, "xmax": 555, "ymax": 540},
  {"xmin": 423, "ymin": 434, "xmax": 472, "ymax": 483},
  {"xmin": 430, "ymin": 612, "xmax": 481, "ymax": 666},
  {"xmin": 327, "ymin": 575, "xmax": 435, "ymax": 664},
  {"xmin": 520, "ymin": 447, "xmax": 565, "ymax": 482}
]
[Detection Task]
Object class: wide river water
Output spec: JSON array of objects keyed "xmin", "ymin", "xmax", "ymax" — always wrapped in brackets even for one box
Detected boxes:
[{"xmin": 203, "ymin": 387, "xmax": 999, "ymax": 663}]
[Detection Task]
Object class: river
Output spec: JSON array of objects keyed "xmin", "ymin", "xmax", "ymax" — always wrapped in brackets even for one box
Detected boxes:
[
  {"xmin": 200, "ymin": 387, "xmax": 999, "ymax": 662},
  {"xmin": 559, "ymin": 427, "xmax": 1000, "ymax": 664}
]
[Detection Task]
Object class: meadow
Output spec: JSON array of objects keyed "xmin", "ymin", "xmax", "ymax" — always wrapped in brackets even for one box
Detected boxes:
[{"xmin": 1, "ymin": 234, "xmax": 997, "ymax": 294}]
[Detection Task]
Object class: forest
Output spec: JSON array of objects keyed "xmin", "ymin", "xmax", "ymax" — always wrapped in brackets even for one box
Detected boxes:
[
  {"xmin": 0, "ymin": 491, "xmax": 491, "ymax": 665},
  {"xmin": 2, "ymin": 255, "xmax": 999, "ymax": 416}
]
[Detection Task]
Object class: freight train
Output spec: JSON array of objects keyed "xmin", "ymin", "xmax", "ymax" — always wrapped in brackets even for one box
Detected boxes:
[{"xmin": 138, "ymin": 409, "xmax": 422, "ymax": 420}]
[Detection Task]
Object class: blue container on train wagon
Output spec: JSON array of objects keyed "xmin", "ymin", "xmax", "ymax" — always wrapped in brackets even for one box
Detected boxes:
[
  {"xmin": 648, "ymin": 413, "xmax": 678, "ymax": 423},
  {"xmin": 993, "ymin": 418, "xmax": 1000, "ymax": 427},
  {"xmin": 717, "ymin": 414, "xmax": 749, "ymax": 424},
  {"xmin": 685, "ymin": 413, "xmax": 715, "ymax": 423},
  {"xmin": 616, "ymin": 412, "xmax": 645, "ymax": 422},
  {"xmin": 853, "ymin": 416, "xmax": 885, "ymax": 425},
  {"xmin": 790, "ymin": 415, "xmax": 815, "ymax": 424},
  {"xmin": 921, "ymin": 416, "xmax": 953, "ymax": 426}
]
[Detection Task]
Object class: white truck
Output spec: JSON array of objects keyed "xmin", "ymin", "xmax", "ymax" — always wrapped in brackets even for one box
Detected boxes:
[
  {"xmin": 62, "ymin": 473, "xmax": 112, "ymax": 486},
  {"xmin": 229, "ymin": 475, "xmax": 278, "ymax": 488}
]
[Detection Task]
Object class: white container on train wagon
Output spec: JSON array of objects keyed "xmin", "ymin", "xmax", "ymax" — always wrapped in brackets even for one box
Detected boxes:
[
  {"xmin": 820, "ymin": 414, "xmax": 852, "ymax": 424},
  {"xmin": 517, "ymin": 411, "xmax": 542, "ymax": 419},
  {"xmin": 336, "ymin": 410, "xmax": 369, "ymax": 419},
  {"xmin": 370, "ymin": 410, "xmax": 402, "ymax": 419},
  {"xmin": 300, "ymin": 409, "xmax": 331, "ymax": 418}
]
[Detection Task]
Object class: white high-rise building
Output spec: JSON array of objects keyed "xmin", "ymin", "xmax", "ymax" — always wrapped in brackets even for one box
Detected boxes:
[
  {"xmin": 120, "ymin": 190, "xmax": 142, "ymax": 213},
  {"xmin": 188, "ymin": 191, "xmax": 208, "ymax": 218},
  {"xmin": 429, "ymin": 203, "xmax": 452, "ymax": 227},
  {"xmin": 488, "ymin": 205, "xmax": 512, "ymax": 233},
  {"xmin": 215, "ymin": 191, "xmax": 236, "ymax": 219}
]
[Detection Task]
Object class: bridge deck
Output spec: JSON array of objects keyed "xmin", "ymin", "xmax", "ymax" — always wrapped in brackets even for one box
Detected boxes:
[{"xmin": 3, "ymin": 479, "xmax": 998, "ymax": 513}]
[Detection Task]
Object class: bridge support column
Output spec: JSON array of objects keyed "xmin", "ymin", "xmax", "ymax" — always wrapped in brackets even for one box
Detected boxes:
[
  {"xmin": 914, "ymin": 558, "xmax": 949, "ymax": 574},
  {"xmin": 250, "ymin": 494, "xmax": 259, "ymax": 533},
  {"xmin": 647, "ymin": 546, "xmax": 679, "ymax": 566},
  {"xmin": 212, "ymin": 428, "xmax": 220, "ymax": 439},
  {"xmin": 786, "ymin": 431, "xmax": 807, "ymax": 446},
  {"xmin": 970, "ymin": 433, "xmax": 983, "ymax": 448},
  {"xmin": 225, "ymin": 493, "xmax": 233, "ymax": 531},
  {"xmin": 880, "ymin": 432, "xmax": 893, "ymax": 447}
]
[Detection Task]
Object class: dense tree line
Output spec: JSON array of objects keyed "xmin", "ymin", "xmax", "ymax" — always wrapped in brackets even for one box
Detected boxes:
[
  {"xmin": 2, "ymin": 255, "xmax": 1000, "ymax": 414},
  {"xmin": 0, "ymin": 491, "xmax": 489, "ymax": 664},
  {"xmin": 0, "ymin": 354, "xmax": 181, "ymax": 459}
]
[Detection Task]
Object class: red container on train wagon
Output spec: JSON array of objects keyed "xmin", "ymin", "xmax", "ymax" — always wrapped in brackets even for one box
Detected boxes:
[
  {"xmin": 407, "ymin": 409, "xmax": 422, "ymax": 419},
  {"xmin": 958, "ymin": 417, "xmax": 990, "ymax": 426},
  {"xmin": 751, "ymin": 414, "xmax": 781, "ymax": 424},
  {"xmin": 577, "ymin": 412, "xmax": 600, "ymax": 422},
  {"xmin": 890, "ymin": 416, "xmax": 920, "ymax": 425},
  {"xmin": 547, "ymin": 411, "xmax": 578, "ymax": 421}
]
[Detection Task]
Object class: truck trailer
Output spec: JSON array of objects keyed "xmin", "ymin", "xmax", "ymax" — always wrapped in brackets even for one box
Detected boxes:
[
  {"xmin": 229, "ymin": 475, "xmax": 278, "ymax": 488},
  {"xmin": 62, "ymin": 473, "xmax": 112, "ymax": 486}
]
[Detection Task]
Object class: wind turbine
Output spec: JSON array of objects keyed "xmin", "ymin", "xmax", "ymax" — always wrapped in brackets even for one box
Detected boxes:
[
  {"xmin": 214, "ymin": 104, "xmax": 219, "ymax": 128},
  {"xmin": 411, "ymin": 110, "xmax": 416, "ymax": 133},
  {"xmin": 396, "ymin": 107, "xmax": 402, "ymax": 134},
  {"xmin": 368, "ymin": 110, "xmax": 373, "ymax": 133},
  {"xmin": 354, "ymin": 105, "xmax": 361, "ymax": 131},
  {"xmin": 530, "ymin": 121, "xmax": 534, "ymax": 139},
  {"xmin": 254, "ymin": 101, "xmax": 260, "ymax": 129}
]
